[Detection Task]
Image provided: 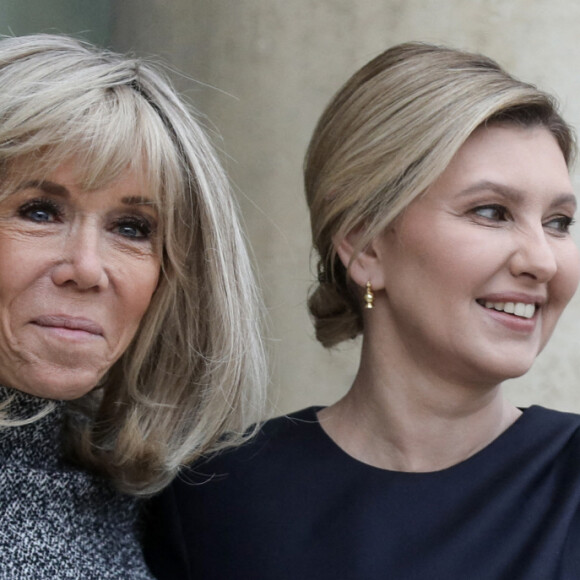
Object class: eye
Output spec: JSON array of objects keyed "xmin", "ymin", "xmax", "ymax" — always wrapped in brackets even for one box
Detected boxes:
[
  {"xmin": 472, "ymin": 204, "xmax": 509, "ymax": 221},
  {"xmin": 112, "ymin": 216, "xmax": 153, "ymax": 239},
  {"xmin": 18, "ymin": 198, "xmax": 62, "ymax": 223},
  {"xmin": 544, "ymin": 215, "xmax": 575, "ymax": 234}
]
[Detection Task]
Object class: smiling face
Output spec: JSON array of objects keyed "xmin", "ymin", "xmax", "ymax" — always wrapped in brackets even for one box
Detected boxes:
[
  {"xmin": 0, "ymin": 159, "xmax": 161, "ymax": 399},
  {"xmin": 364, "ymin": 124, "xmax": 580, "ymax": 386}
]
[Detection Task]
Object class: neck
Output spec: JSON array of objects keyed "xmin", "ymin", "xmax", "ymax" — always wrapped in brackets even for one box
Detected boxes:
[{"xmin": 318, "ymin": 338, "xmax": 522, "ymax": 472}]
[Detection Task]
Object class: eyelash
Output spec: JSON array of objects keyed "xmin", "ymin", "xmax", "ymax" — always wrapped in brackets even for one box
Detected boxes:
[
  {"xmin": 472, "ymin": 204, "xmax": 575, "ymax": 234},
  {"xmin": 111, "ymin": 216, "xmax": 153, "ymax": 239},
  {"xmin": 18, "ymin": 198, "xmax": 62, "ymax": 222},
  {"xmin": 472, "ymin": 204, "xmax": 508, "ymax": 221},
  {"xmin": 547, "ymin": 215, "xmax": 575, "ymax": 234},
  {"xmin": 17, "ymin": 198, "xmax": 154, "ymax": 240}
]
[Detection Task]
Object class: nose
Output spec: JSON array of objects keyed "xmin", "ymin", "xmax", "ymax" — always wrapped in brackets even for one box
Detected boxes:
[
  {"xmin": 51, "ymin": 222, "xmax": 109, "ymax": 290},
  {"xmin": 509, "ymin": 225, "xmax": 558, "ymax": 283}
]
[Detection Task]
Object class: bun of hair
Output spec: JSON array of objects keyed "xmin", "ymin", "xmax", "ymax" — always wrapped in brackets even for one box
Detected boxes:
[{"xmin": 307, "ymin": 260, "xmax": 363, "ymax": 348}]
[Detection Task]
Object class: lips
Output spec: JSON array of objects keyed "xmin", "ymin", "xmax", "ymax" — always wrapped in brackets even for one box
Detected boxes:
[{"xmin": 33, "ymin": 315, "xmax": 103, "ymax": 336}]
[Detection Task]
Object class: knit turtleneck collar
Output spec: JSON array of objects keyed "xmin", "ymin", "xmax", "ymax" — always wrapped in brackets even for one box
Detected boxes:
[
  {"xmin": 0, "ymin": 384, "xmax": 66, "ymax": 469},
  {"xmin": 0, "ymin": 384, "xmax": 62, "ymax": 418}
]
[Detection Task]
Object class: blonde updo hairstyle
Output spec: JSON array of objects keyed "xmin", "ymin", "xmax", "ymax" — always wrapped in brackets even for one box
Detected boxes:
[
  {"xmin": 0, "ymin": 34, "xmax": 266, "ymax": 495},
  {"xmin": 305, "ymin": 42, "xmax": 574, "ymax": 348}
]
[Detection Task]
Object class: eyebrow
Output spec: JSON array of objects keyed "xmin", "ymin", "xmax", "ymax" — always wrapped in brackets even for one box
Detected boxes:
[
  {"xmin": 459, "ymin": 180, "xmax": 577, "ymax": 211},
  {"xmin": 16, "ymin": 181, "xmax": 157, "ymax": 209},
  {"xmin": 17, "ymin": 180, "xmax": 68, "ymax": 197}
]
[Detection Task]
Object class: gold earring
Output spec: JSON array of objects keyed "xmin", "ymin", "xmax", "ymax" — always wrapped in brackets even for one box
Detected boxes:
[{"xmin": 364, "ymin": 281, "xmax": 374, "ymax": 309}]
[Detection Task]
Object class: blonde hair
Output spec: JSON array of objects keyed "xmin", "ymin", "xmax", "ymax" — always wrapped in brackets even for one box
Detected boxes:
[
  {"xmin": 0, "ymin": 34, "xmax": 267, "ymax": 495},
  {"xmin": 305, "ymin": 42, "xmax": 574, "ymax": 348}
]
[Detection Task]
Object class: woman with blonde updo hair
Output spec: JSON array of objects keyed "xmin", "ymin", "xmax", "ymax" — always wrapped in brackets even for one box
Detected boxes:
[{"xmin": 145, "ymin": 43, "xmax": 580, "ymax": 579}]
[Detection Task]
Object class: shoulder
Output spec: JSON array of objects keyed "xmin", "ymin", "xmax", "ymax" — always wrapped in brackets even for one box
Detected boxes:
[
  {"xmin": 253, "ymin": 405, "xmax": 323, "ymax": 442},
  {"xmin": 511, "ymin": 406, "xmax": 580, "ymax": 469},
  {"xmin": 175, "ymin": 406, "xmax": 324, "ymax": 486},
  {"xmin": 143, "ymin": 407, "xmax": 327, "ymax": 578},
  {"xmin": 250, "ymin": 405, "xmax": 324, "ymax": 453},
  {"xmin": 521, "ymin": 405, "xmax": 580, "ymax": 440},
  {"xmin": 144, "ymin": 406, "xmax": 327, "ymax": 547},
  {"xmin": 527, "ymin": 405, "xmax": 580, "ymax": 424}
]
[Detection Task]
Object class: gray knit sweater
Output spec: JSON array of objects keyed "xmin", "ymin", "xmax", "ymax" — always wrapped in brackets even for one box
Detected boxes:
[{"xmin": 0, "ymin": 387, "xmax": 155, "ymax": 579}]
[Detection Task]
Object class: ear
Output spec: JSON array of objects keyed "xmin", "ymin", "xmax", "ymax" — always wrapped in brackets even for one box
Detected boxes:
[{"xmin": 333, "ymin": 228, "xmax": 386, "ymax": 290}]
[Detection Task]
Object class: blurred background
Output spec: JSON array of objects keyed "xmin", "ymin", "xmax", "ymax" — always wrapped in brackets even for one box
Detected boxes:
[{"xmin": 5, "ymin": 0, "xmax": 580, "ymax": 415}]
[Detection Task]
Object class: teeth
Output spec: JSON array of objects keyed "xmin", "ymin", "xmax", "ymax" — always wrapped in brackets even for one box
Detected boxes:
[{"xmin": 482, "ymin": 301, "xmax": 535, "ymax": 319}]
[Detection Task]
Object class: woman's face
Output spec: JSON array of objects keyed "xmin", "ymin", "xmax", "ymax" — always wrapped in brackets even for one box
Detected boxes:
[
  {"xmin": 369, "ymin": 124, "xmax": 580, "ymax": 385},
  {"xmin": 0, "ymin": 159, "xmax": 160, "ymax": 399}
]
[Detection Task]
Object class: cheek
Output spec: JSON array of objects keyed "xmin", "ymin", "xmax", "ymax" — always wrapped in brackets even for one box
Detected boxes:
[
  {"xmin": 0, "ymin": 236, "xmax": 47, "ymax": 300},
  {"xmin": 401, "ymin": 234, "xmax": 484, "ymax": 291},
  {"xmin": 538, "ymin": 245, "xmax": 580, "ymax": 349},
  {"xmin": 122, "ymin": 258, "xmax": 161, "ymax": 325},
  {"xmin": 553, "ymin": 244, "xmax": 580, "ymax": 306}
]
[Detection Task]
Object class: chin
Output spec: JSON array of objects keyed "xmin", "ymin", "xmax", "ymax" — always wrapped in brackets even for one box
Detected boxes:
[
  {"xmin": 11, "ymin": 370, "xmax": 102, "ymax": 401},
  {"xmin": 471, "ymin": 341, "xmax": 540, "ymax": 382},
  {"xmin": 485, "ymin": 359, "xmax": 537, "ymax": 384}
]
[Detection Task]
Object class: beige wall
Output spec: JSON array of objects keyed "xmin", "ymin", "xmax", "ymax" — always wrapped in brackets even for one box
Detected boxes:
[
  {"xmin": 0, "ymin": 0, "xmax": 110, "ymax": 46},
  {"xmin": 112, "ymin": 0, "xmax": 580, "ymax": 416}
]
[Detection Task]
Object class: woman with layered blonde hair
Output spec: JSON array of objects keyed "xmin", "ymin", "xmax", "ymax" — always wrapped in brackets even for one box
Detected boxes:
[
  {"xmin": 146, "ymin": 43, "xmax": 580, "ymax": 579},
  {"xmin": 0, "ymin": 33, "xmax": 265, "ymax": 577}
]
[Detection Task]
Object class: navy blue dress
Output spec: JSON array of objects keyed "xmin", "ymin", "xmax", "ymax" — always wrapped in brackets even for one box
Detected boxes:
[{"xmin": 144, "ymin": 406, "xmax": 580, "ymax": 579}]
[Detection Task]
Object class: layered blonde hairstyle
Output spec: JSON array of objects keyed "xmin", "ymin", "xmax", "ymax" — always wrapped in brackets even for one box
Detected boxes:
[
  {"xmin": 0, "ymin": 34, "xmax": 267, "ymax": 495},
  {"xmin": 305, "ymin": 42, "xmax": 574, "ymax": 348}
]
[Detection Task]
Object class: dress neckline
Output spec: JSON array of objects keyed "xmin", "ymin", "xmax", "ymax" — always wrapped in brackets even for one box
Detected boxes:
[{"xmin": 300, "ymin": 404, "xmax": 544, "ymax": 478}]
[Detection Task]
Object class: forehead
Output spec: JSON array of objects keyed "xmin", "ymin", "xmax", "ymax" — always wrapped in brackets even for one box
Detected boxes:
[
  {"xmin": 3, "ymin": 153, "xmax": 158, "ymax": 201},
  {"xmin": 47, "ymin": 158, "xmax": 147, "ymax": 190},
  {"xmin": 426, "ymin": 124, "xmax": 572, "ymax": 202}
]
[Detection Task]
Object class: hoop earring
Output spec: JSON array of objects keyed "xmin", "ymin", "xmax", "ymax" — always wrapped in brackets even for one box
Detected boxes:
[{"xmin": 364, "ymin": 281, "xmax": 374, "ymax": 309}]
